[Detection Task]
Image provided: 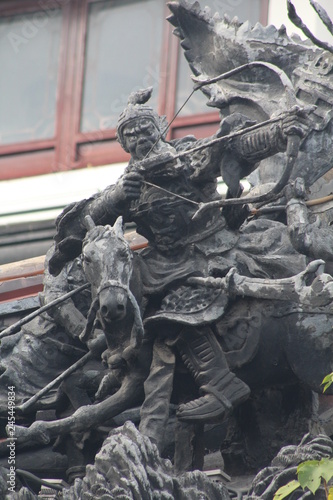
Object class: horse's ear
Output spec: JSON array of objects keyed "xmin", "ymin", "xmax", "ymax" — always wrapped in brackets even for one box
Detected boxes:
[
  {"xmin": 113, "ymin": 216, "xmax": 124, "ymax": 237},
  {"xmin": 84, "ymin": 215, "xmax": 96, "ymax": 231}
]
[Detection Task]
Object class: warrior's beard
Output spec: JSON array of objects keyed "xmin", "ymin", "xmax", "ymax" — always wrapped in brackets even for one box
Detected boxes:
[{"xmin": 136, "ymin": 139, "xmax": 156, "ymax": 158}]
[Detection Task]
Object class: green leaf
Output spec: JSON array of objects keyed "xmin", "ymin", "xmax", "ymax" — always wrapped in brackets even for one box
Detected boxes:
[
  {"xmin": 316, "ymin": 458, "xmax": 333, "ymax": 483},
  {"xmin": 322, "ymin": 373, "xmax": 333, "ymax": 392},
  {"xmin": 322, "ymin": 374, "xmax": 333, "ymax": 384},
  {"xmin": 273, "ymin": 480, "xmax": 301, "ymax": 500},
  {"xmin": 297, "ymin": 460, "xmax": 322, "ymax": 494},
  {"xmin": 296, "ymin": 458, "xmax": 333, "ymax": 494}
]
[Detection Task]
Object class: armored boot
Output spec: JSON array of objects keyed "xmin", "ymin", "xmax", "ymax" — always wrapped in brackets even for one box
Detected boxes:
[{"xmin": 176, "ymin": 326, "xmax": 250, "ymax": 422}]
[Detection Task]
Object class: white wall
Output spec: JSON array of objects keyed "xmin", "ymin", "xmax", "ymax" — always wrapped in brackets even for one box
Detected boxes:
[{"xmin": 0, "ymin": 163, "xmax": 126, "ymax": 226}]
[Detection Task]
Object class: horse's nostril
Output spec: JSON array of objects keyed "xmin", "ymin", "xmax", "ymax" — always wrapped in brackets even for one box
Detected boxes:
[
  {"xmin": 117, "ymin": 304, "xmax": 125, "ymax": 312},
  {"xmin": 101, "ymin": 305, "xmax": 108, "ymax": 317}
]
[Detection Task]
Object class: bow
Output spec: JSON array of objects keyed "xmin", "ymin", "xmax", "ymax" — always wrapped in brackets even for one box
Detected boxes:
[
  {"xmin": 189, "ymin": 61, "xmax": 306, "ymax": 219},
  {"xmin": 141, "ymin": 61, "xmax": 310, "ymax": 219}
]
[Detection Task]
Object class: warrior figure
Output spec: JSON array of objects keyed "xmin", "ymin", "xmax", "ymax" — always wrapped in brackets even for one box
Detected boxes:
[{"xmin": 48, "ymin": 87, "xmax": 307, "ymax": 447}]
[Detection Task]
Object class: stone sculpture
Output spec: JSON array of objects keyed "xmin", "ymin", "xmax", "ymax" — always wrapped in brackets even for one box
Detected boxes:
[
  {"xmin": 167, "ymin": 0, "xmax": 333, "ymax": 192},
  {"xmin": 47, "ymin": 83, "xmax": 308, "ymax": 438},
  {"xmin": 62, "ymin": 421, "xmax": 229, "ymax": 500},
  {"xmin": 0, "ymin": 246, "xmax": 105, "ymax": 414},
  {"xmin": 11, "ymin": 216, "xmax": 333, "ymax": 472},
  {"xmin": 3, "ymin": 0, "xmax": 333, "ymax": 497},
  {"xmin": 286, "ymin": 176, "xmax": 333, "ymax": 268},
  {"xmin": 249, "ymin": 433, "xmax": 333, "ymax": 499}
]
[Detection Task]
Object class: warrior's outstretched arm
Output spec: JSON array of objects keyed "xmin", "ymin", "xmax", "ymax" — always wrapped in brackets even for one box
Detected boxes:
[
  {"xmin": 190, "ymin": 110, "xmax": 308, "ymax": 202},
  {"xmin": 189, "ymin": 260, "xmax": 333, "ymax": 308}
]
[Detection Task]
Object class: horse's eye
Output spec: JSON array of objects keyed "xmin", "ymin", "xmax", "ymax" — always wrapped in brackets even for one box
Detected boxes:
[{"xmin": 83, "ymin": 254, "xmax": 92, "ymax": 264}]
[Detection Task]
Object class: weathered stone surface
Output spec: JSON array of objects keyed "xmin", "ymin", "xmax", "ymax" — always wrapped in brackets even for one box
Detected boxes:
[
  {"xmin": 3, "ymin": 2, "xmax": 333, "ymax": 498},
  {"xmin": 248, "ymin": 434, "xmax": 333, "ymax": 499},
  {"xmin": 62, "ymin": 422, "xmax": 230, "ymax": 500}
]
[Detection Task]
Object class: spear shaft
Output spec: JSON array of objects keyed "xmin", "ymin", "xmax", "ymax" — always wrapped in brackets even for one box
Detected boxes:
[
  {"xmin": 18, "ymin": 350, "xmax": 93, "ymax": 413},
  {"xmin": 0, "ymin": 283, "xmax": 90, "ymax": 340}
]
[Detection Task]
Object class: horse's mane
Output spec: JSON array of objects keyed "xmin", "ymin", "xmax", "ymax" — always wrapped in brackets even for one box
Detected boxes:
[
  {"xmin": 82, "ymin": 224, "xmax": 133, "ymax": 268},
  {"xmin": 83, "ymin": 224, "xmax": 127, "ymax": 247}
]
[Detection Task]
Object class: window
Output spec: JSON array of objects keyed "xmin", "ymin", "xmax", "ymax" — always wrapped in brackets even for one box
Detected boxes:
[
  {"xmin": 0, "ymin": 8, "xmax": 62, "ymax": 144},
  {"xmin": 81, "ymin": 0, "xmax": 165, "ymax": 132},
  {"xmin": 0, "ymin": 0, "xmax": 268, "ymax": 180}
]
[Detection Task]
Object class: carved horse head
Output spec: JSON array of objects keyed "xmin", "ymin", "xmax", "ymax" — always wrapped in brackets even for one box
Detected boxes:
[{"xmin": 80, "ymin": 216, "xmax": 143, "ymax": 347}]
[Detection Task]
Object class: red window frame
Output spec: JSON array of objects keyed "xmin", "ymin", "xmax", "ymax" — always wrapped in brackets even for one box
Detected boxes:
[{"xmin": 0, "ymin": 0, "xmax": 269, "ymax": 181}]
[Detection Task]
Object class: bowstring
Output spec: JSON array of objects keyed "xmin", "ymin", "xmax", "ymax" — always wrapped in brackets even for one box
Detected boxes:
[
  {"xmin": 139, "ymin": 86, "xmax": 201, "ymax": 206},
  {"xmin": 143, "ymin": 88, "xmax": 197, "ymax": 159},
  {"xmin": 144, "ymin": 181, "xmax": 199, "ymax": 206}
]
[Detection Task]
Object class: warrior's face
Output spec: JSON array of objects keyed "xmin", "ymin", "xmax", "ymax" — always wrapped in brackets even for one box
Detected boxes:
[
  {"xmin": 146, "ymin": 198, "xmax": 189, "ymax": 250},
  {"xmin": 121, "ymin": 118, "xmax": 161, "ymax": 159}
]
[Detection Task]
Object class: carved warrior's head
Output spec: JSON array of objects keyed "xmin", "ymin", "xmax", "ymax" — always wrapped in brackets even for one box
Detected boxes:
[{"xmin": 116, "ymin": 87, "xmax": 168, "ymax": 153}]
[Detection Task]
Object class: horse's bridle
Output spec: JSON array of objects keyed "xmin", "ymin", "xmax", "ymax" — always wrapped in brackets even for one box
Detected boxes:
[{"xmin": 80, "ymin": 279, "xmax": 144, "ymax": 349}]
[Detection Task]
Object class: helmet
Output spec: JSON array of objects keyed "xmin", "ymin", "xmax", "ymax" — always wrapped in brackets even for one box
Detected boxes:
[{"xmin": 116, "ymin": 87, "xmax": 167, "ymax": 151}]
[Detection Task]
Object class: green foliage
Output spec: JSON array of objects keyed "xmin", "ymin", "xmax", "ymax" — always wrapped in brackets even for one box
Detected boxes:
[
  {"xmin": 273, "ymin": 458, "xmax": 333, "ymax": 499},
  {"xmin": 322, "ymin": 373, "xmax": 333, "ymax": 393},
  {"xmin": 273, "ymin": 479, "xmax": 300, "ymax": 499},
  {"xmin": 274, "ymin": 375, "xmax": 333, "ymax": 499},
  {"xmin": 298, "ymin": 459, "xmax": 333, "ymax": 494}
]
